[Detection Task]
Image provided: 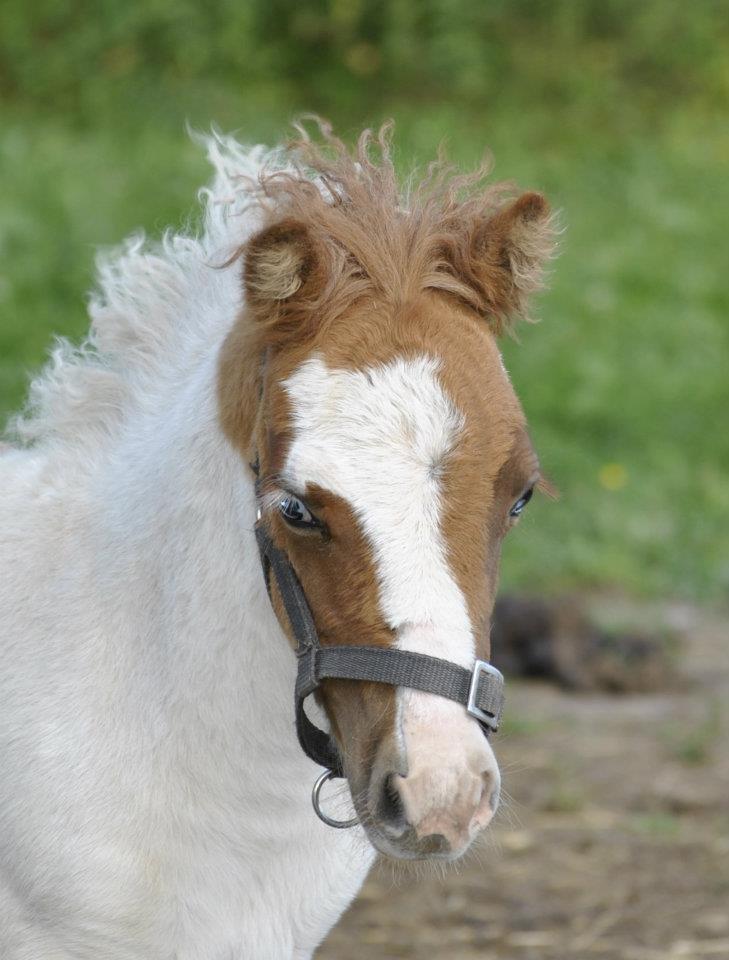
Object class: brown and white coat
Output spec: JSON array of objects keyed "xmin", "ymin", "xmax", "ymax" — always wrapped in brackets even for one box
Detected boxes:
[{"xmin": 0, "ymin": 124, "xmax": 555, "ymax": 959}]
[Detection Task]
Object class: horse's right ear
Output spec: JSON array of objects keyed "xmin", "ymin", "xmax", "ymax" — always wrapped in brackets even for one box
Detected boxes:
[{"xmin": 243, "ymin": 219, "xmax": 324, "ymax": 336}]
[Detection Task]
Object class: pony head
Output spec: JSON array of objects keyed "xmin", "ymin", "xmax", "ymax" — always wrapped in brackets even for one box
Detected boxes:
[{"xmin": 218, "ymin": 122, "xmax": 556, "ymax": 860}]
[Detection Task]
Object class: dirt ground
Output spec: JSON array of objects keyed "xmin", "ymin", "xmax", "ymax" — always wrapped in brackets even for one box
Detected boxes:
[{"xmin": 318, "ymin": 597, "xmax": 729, "ymax": 960}]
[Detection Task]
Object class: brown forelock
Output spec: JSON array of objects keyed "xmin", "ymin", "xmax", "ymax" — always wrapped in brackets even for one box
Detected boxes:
[{"xmin": 224, "ymin": 121, "xmax": 556, "ymax": 347}]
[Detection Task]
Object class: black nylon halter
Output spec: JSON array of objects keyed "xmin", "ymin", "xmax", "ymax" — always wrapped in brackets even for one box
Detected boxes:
[{"xmin": 253, "ymin": 472, "xmax": 505, "ymax": 780}]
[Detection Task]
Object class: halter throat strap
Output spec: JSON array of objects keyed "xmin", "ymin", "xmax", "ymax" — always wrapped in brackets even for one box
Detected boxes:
[{"xmin": 254, "ymin": 521, "xmax": 505, "ymax": 780}]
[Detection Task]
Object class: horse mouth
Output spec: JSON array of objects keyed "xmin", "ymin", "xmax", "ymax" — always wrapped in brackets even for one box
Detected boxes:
[
  {"xmin": 359, "ymin": 816, "xmax": 475, "ymax": 862},
  {"xmin": 348, "ymin": 773, "xmax": 486, "ymax": 863}
]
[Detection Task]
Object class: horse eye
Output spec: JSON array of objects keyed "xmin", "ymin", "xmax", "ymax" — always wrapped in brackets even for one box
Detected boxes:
[
  {"xmin": 509, "ymin": 487, "xmax": 534, "ymax": 519},
  {"xmin": 278, "ymin": 494, "xmax": 319, "ymax": 530}
]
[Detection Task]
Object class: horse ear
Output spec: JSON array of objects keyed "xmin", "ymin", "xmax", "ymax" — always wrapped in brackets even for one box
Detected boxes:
[
  {"xmin": 219, "ymin": 219, "xmax": 323, "ymax": 453},
  {"xmin": 244, "ymin": 218, "xmax": 321, "ymax": 307},
  {"xmin": 470, "ymin": 192, "xmax": 556, "ymax": 331}
]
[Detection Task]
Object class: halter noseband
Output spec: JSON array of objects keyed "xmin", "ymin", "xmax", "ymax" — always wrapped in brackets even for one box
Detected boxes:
[{"xmin": 252, "ymin": 463, "xmax": 505, "ymax": 828}]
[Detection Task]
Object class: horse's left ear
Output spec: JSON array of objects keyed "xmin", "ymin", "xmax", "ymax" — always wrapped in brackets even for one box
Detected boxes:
[{"xmin": 469, "ymin": 192, "xmax": 556, "ymax": 331}]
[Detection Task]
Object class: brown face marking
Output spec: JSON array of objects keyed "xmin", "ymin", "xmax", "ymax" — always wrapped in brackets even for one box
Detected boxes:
[{"xmin": 238, "ymin": 290, "xmax": 532, "ymax": 789}]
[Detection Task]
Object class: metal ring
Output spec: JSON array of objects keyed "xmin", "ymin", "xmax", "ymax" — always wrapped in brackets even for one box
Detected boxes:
[{"xmin": 311, "ymin": 769, "xmax": 359, "ymax": 829}]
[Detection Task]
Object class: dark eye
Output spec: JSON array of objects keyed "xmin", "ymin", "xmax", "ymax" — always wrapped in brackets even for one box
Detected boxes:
[
  {"xmin": 509, "ymin": 487, "xmax": 534, "ymax": 519},
  {"xmin": 278, "ymin": 494, "xmax": 320, "ymax": 530}
]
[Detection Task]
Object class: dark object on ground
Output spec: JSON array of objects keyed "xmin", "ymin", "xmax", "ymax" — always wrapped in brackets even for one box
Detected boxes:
[{"xmin": 491, "ymin": 594, "xmax": 678, "ymax": 692}]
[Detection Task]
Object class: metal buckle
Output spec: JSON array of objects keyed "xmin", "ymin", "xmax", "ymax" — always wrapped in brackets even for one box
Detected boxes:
[{"xmin": 466, "ymin": 659, "xmax": 503, "ymax": 731}]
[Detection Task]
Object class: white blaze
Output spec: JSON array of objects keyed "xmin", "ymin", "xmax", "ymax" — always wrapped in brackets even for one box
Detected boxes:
[{"xmin": 283, "ymin": 354, "xmax": 473, "ymax": 660}]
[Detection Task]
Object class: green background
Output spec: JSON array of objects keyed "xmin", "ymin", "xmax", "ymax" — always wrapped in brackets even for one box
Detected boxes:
[{"xmin": 1, "ymin": 1, "xmax": 728, "ymax": 601}]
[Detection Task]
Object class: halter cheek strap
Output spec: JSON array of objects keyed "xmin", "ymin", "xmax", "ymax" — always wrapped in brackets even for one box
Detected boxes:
[{"xmin": 254, "ymin": 523, "xmax": 505, "ymax": 782}]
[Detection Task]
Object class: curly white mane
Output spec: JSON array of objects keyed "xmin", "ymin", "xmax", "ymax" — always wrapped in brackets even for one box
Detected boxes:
[{"xmin": 7, "ymin": 135, "xmax": 285, "ymax": 453}]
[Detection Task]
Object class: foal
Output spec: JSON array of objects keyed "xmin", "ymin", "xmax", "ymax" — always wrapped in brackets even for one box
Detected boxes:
[{"xmin": 0, "ymin": 124, "xmax": 554, "ymax": 958}]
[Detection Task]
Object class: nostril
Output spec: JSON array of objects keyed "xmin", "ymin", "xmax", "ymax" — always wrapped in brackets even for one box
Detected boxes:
[
  {"xmin": 381, "ymin": 774, "xmax": 405, "ymax": 821},
  {"xmin": 415, "ymin": 832, "xmax": 452, "ymax": 856},
  {"xmin": 376, "ymin": 773, "xmax": 408, "ymax": 836}
]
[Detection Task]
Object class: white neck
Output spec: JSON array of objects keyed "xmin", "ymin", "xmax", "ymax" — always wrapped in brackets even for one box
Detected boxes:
[
  {"xmin": 1, "ymin": 340, "xmax": 373, "ymax": 959},
  {"xmin": 92, "ymin": 349, "xmax": 293, "ymax": 734}
]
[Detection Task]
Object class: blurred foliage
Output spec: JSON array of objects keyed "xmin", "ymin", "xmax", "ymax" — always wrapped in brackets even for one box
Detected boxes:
[
  {"xmin": 1, "ymin": 1, "xmax": 728, "ymax": 601},
  {"xmin": 1, "ymin": 0, "xmax": 728, "ymax": 121}
]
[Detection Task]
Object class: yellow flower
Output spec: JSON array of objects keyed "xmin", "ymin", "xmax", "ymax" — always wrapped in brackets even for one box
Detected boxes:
[{"xmin": 599, "ymin": 462, "xmax": 628, "ymax": 491}]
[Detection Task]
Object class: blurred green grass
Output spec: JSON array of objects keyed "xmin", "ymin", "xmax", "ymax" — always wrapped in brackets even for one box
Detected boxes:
[{"xmin": 1, "ymin": 1, "xmax": 728, "ymax": 601}]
